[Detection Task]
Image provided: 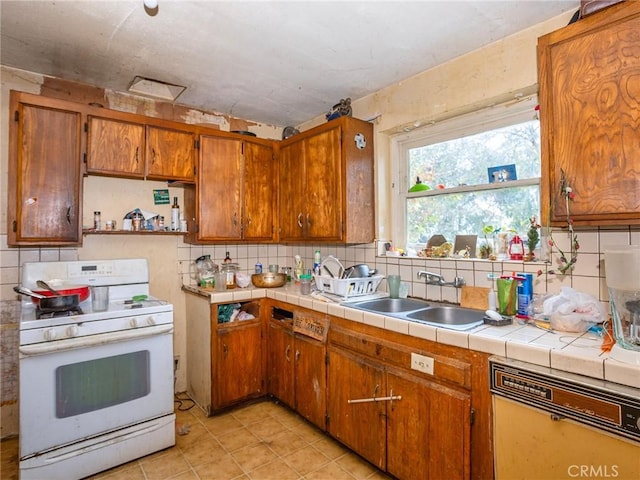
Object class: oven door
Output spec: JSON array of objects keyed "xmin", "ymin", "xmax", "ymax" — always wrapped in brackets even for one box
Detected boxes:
[{"xmin": 19, "ymin": 322, "xmax": 174, "ymax": 457}]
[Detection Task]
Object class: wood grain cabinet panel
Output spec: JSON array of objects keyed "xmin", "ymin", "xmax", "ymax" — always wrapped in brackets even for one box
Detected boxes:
[
  {"xmin": 266, "ymin": 304, "xmax": 327, "ymax": 430},
  {"xmin": 146, "ymin": 125, "xmax": 195, "ymax": 182},
  {"xmin": 185, "ymin": 135, "xmax": 276, "ymax": 243},
  {"xmin": 8, "ymin": 92, "xmax": 82, "ymax": 246},
  {"xmin": 279, "ymin": 116, "xmax": 374, "ymax": 243},
  {"xmin": 86, "ymin": 116, "xmax": 145, "ymax": 177},
  {"xmin": 214, "ymin": 316, "xmax": 264, "ymax": 410},
  {"xmin": 538, "ymin": 1, "xmax": 640, "ymax": 226}
]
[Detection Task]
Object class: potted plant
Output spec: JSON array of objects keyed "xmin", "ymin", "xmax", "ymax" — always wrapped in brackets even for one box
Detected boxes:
[
  {"xmin": 526, "ymin": 216, "xmax": 540, "ymax": 261},
  {"xmin": 479, "ymin": 225, "xmax": 498, "ymax": 260}
]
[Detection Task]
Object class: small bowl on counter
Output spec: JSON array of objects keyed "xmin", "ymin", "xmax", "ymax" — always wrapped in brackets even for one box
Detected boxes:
[{"xmin": 252, "ymin": 273, "xmax": 287, "ymax": 288}]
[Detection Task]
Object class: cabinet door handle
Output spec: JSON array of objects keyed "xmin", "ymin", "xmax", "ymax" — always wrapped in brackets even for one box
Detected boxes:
[
  {"xmin": 295, "ymin": 350, "xmax": 300, "ymax": 362},
  {"xmin": 285, "ymin": 344, "xmax": 291, "ymax": 362},
  {"xmin": 66, "ymin": 207, "xmax": 71, "ymax": 224},
  {"xmin": 347, "ymin": 394, "xmax": 402, "ymax": 404},
  {"xmin": 232, "ymin": 212, "xmax": 238, "ymax": 226},
  {"xmin": 135, "ymin": 146, "xmax": 139, "ymax": 164},
  {"xmin": 246, "ymin": 215, "xmax": 252, "ymax": 226},
  {"xmin": 297, "ymin": 212, "xmax": 303, "ymax": 228},
  {"xmin": 306, "ymin": 213, "xmax": 311, "ymax": 228},
  {"xmin": 223, "ymin": 343, "xmax": 228, "ymax": 357},
  {"xmin": 151, "ymin": 148, "xmax": 157, "ymax": 164}
]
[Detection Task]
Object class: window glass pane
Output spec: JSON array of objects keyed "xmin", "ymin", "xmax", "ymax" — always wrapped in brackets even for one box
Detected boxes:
[
  {"xmin": 408, "ymin": 120, "xmax": 540, "ymax": 189},
  {"xmin": 56, "ymin": 351, "xmax": 150, "ymax": 418},
  {"xmin": 407, "ymin": 185, "xmax": 540, "ymax": 245}
]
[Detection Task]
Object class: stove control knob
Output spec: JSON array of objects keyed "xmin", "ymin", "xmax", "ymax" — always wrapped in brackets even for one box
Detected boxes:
[
  {"xmin": 44, "ymin": 329, "xmax": 57, "ymax": 341},
  {"xmin": 146, "ymin": 316, "xmax": 156, "ymax": 326},
  {"xmin": 66, "ymin": 326, "xmax": 79, "ymax": 337},
  {"xmin": 130, "ymin": 318, "xmax": 139, "ymax": 328}
]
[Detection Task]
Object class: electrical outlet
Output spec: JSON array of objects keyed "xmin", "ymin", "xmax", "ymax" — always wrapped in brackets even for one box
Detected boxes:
[
  {"xmin": 174, "ymin": 356, "xmax": 180, "ymax": 372},
  {"xmin": 411, "ymin": 352, "xmax": 434, "ymax": 375}
]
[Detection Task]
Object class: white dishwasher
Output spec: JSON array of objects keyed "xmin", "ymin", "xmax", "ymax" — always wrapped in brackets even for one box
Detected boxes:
[{"xmin": 490, "ymin": 357, "xmax": 640, "ymax": 480}]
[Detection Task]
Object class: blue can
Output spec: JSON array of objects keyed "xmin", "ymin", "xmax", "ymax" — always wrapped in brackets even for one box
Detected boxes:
[{"xmin": 255, "ymin": 263, "xmax": 263, "ymax": 274}]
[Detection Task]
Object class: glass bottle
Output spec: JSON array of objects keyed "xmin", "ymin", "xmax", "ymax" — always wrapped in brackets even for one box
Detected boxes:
[
  {"xmin": 223, "ymin": 251, "xmax": 232, "ymax": 263},
  {"xmin": 171, "ymin": 197, "xmax": 180, "ymax": 231}
]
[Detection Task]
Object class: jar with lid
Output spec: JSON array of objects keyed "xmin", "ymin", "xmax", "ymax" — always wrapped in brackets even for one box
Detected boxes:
[
  {"xmin": 93, "ymin": 211, "xmax": 101, "ymax": 230},
  {"xmin": 221, "ymin": 263, "xmax": 239, "ymax": 289},
  {"xmin": 299, "ymin": 274, "xmax": 312, "ymax": 295}
]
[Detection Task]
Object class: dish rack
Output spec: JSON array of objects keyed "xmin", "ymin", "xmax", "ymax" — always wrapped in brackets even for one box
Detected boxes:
[{"xmin": 313, "ymin": 274, "xmax": 384, "ymax": 299}]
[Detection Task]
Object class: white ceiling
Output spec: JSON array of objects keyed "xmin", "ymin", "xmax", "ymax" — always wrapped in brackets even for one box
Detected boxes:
[{"xmin": 0, "ymin": 0, "xmax": 579, "ymax": 127}]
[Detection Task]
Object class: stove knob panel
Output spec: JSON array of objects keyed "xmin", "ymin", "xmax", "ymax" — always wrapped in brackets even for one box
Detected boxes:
[
  {"xmin": 44, "ymin": 329, "xmax": 57, "ymax": 341},
  {"xmin": 66, "ymin": 325, "xmax": 79, "ymax": 337}
]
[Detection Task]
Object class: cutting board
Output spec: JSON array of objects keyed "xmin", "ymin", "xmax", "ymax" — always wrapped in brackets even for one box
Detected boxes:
[{"xmin": 460, "ymin": 286, "xmax": 490, "ymax": 310}]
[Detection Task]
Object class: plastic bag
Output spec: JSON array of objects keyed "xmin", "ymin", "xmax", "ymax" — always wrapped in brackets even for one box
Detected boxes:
[{"xmin": 542, "ymin": 286, "xmax": 605, "ymax": 333}]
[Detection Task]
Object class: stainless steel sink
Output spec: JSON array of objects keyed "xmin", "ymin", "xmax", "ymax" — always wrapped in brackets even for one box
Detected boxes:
[
  {"xmin": 405, "ymin": 306, "xmax": 484, "ymax": 329},
  {"xmin": 346, "ymin": 297, "xmax": 429, "ymax": 313},
  {"xmin": 345, "ymin": 298, "xmax": 484, "ymax": 331}
]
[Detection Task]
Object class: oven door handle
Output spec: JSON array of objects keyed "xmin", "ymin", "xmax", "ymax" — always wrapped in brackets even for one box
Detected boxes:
[{"xmin": 19, "ymin": 324, "xmax": 174, "ymax": 356}]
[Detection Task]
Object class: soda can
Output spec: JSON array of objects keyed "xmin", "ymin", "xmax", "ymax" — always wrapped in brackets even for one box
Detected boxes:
[{"xmin": 255, "ymin": 263, "xmax": 263, "ymax": 274}]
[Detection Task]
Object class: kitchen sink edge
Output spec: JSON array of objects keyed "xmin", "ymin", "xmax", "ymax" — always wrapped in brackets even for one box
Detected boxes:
[{"xmin": 342, "ymin": 297, "xmax": 485, "ymax": 331}]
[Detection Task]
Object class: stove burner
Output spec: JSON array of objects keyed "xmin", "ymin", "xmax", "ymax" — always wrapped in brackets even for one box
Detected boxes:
[{"xmin": 36, "ymin": 307, "xmax": 84, "ymax": 319}]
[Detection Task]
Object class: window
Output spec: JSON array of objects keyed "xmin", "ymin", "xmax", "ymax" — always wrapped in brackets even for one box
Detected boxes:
[{"xmin": 394, "ymin": 96, "xmax": 540, "ymax": 253}]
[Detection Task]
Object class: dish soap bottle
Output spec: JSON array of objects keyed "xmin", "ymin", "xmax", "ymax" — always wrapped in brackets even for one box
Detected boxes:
[{"xmin": 171, "ymin": 197, "xmax": 180, "ymax": 231}]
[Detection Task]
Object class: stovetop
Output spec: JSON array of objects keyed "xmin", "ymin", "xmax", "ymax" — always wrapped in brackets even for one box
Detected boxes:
[{"xmin": 19, "ymin": 259, "xmax": 173, "ymax": 345}]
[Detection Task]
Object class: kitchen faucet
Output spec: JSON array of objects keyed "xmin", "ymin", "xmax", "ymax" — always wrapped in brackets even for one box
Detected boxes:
[{"xmin": 417, "ymin": 271, "xmax": 466, "ymax": 288}]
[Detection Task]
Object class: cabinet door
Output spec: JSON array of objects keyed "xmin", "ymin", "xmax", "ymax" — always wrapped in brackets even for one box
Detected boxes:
[
  {"xmin": 267, "ymin": 321, "xmax": 295, "ymax": 407},
  {"xmin": 278, "ymin": 140, "xmax": 306, "ymax": 240},
  {"xmin": 243, "ymin": 142, "xmax": 276, "ymax": 240},
  {"xmin": 386, "ymin": 369, "xmax": 471, "ymax": 480},
  {"xmin": 146, "ymin": 126, "xmax": 195, "ymax": 182},
  {"xmin": 327, "ymin": 347, "xmax": 386, "ymax": 470},
  {"xmin": 9, "ymin": 98, "xmax": 82, "ymax": 245},
  {"xmin": 294, "ymin": 334, "xmax": 326, "ymax": 429},
  {"xmin": 538, "ymin": 3, "xmax": 640, "ymax": 226},
  {"xmin": 86, "ymin": 116, "xmax": 145, "ymax": 177},
  {"xmin": 198, "ymin": 135, "xmax": 243, "ymax": 240},
  {"xmin": 215, "ymin": 321, "xmax": 263, "ymax": 409},
  {"xmin": 304, "ymin": 127, "xmax": 342, "ymax": 240}
]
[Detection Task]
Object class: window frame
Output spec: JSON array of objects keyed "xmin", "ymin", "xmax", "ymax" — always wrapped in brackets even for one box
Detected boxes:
[{"xmin": 390, "ymin": 95, "xmax": 540, "ymax": 251}]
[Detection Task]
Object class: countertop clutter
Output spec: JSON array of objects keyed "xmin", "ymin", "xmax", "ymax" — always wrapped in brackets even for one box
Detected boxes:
[{"xmin": 182, "ymin": 283, "xmax": 639, "ymax": 390}]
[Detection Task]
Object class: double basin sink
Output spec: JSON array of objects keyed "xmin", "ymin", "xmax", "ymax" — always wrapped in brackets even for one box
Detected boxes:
[{"xmin": 344, "ymin": 297, "xmax": 485, "ymax": 331}]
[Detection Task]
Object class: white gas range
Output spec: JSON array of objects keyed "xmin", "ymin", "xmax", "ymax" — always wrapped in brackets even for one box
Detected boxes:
[{"xmin": 18, "ymin": 258, "xmax": 175, "ymax": 480}]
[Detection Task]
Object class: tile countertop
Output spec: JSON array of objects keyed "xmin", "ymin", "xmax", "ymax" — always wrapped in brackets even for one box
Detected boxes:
[{"xmin": 182, "ymin": 284, "xmax": 640, "ymax": 390}]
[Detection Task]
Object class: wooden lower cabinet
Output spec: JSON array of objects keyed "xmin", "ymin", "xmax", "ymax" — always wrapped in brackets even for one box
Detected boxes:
[
  {"xmin": 214, "ymin": 318, "xmax": 264, "ymax": 409},
  {"xmin": 266, "ymin": 303, "xmax": 327, "ymax": 430},
  {"xmin": 294, "ymin": 332, "xmax": 327, "ymax": 428},
  {"xmin": 386, "ymin": 368, "xmax": 471, "ymax": 480},
  {"xmin": 267, "ymin": 319, "xmax": 295, "ymax": 408},
  {"xmin": 327, "ymin": 346, "xmax": 471, "ymax": 479},
  {"xmin": 326, "ymin": 346, "xmax": 387, "ymax": 469},
  {"xmin": 327, "ymin": 317, "xmax": 490, "ymax": 480}
]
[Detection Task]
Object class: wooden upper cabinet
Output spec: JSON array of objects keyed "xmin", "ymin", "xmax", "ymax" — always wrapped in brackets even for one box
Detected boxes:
[
  {"xmin": 146, "ymin": 126, "xmax": 195, "ymax": 182},
  {"xmin": 185, "ymin": 134, "xmax": 276, "ymax": 243},
  {"xmin": 538, "ymin": 1, "xmax": 640, "ymax": 226},
  {"xmin": 243, "ymin": 141, "xmax": 276, "ymax": 240},
  {"xmin": 8, "ymin": 92, "xmax": 83, "ymax": 246},
  {"xmin": 86, "ymin": 116, "xmax": 145, "ymax": 178},
  {"xmin": 279, "ymin": 116, "xmax": 374, "ymax": 243},
  {"xmin": 86, "ymin": 115, "xmax": 195, "ymax": 182},
  {"xmin": 193, "ymin": 135, "xmax": 243, "ymax": 241}
]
